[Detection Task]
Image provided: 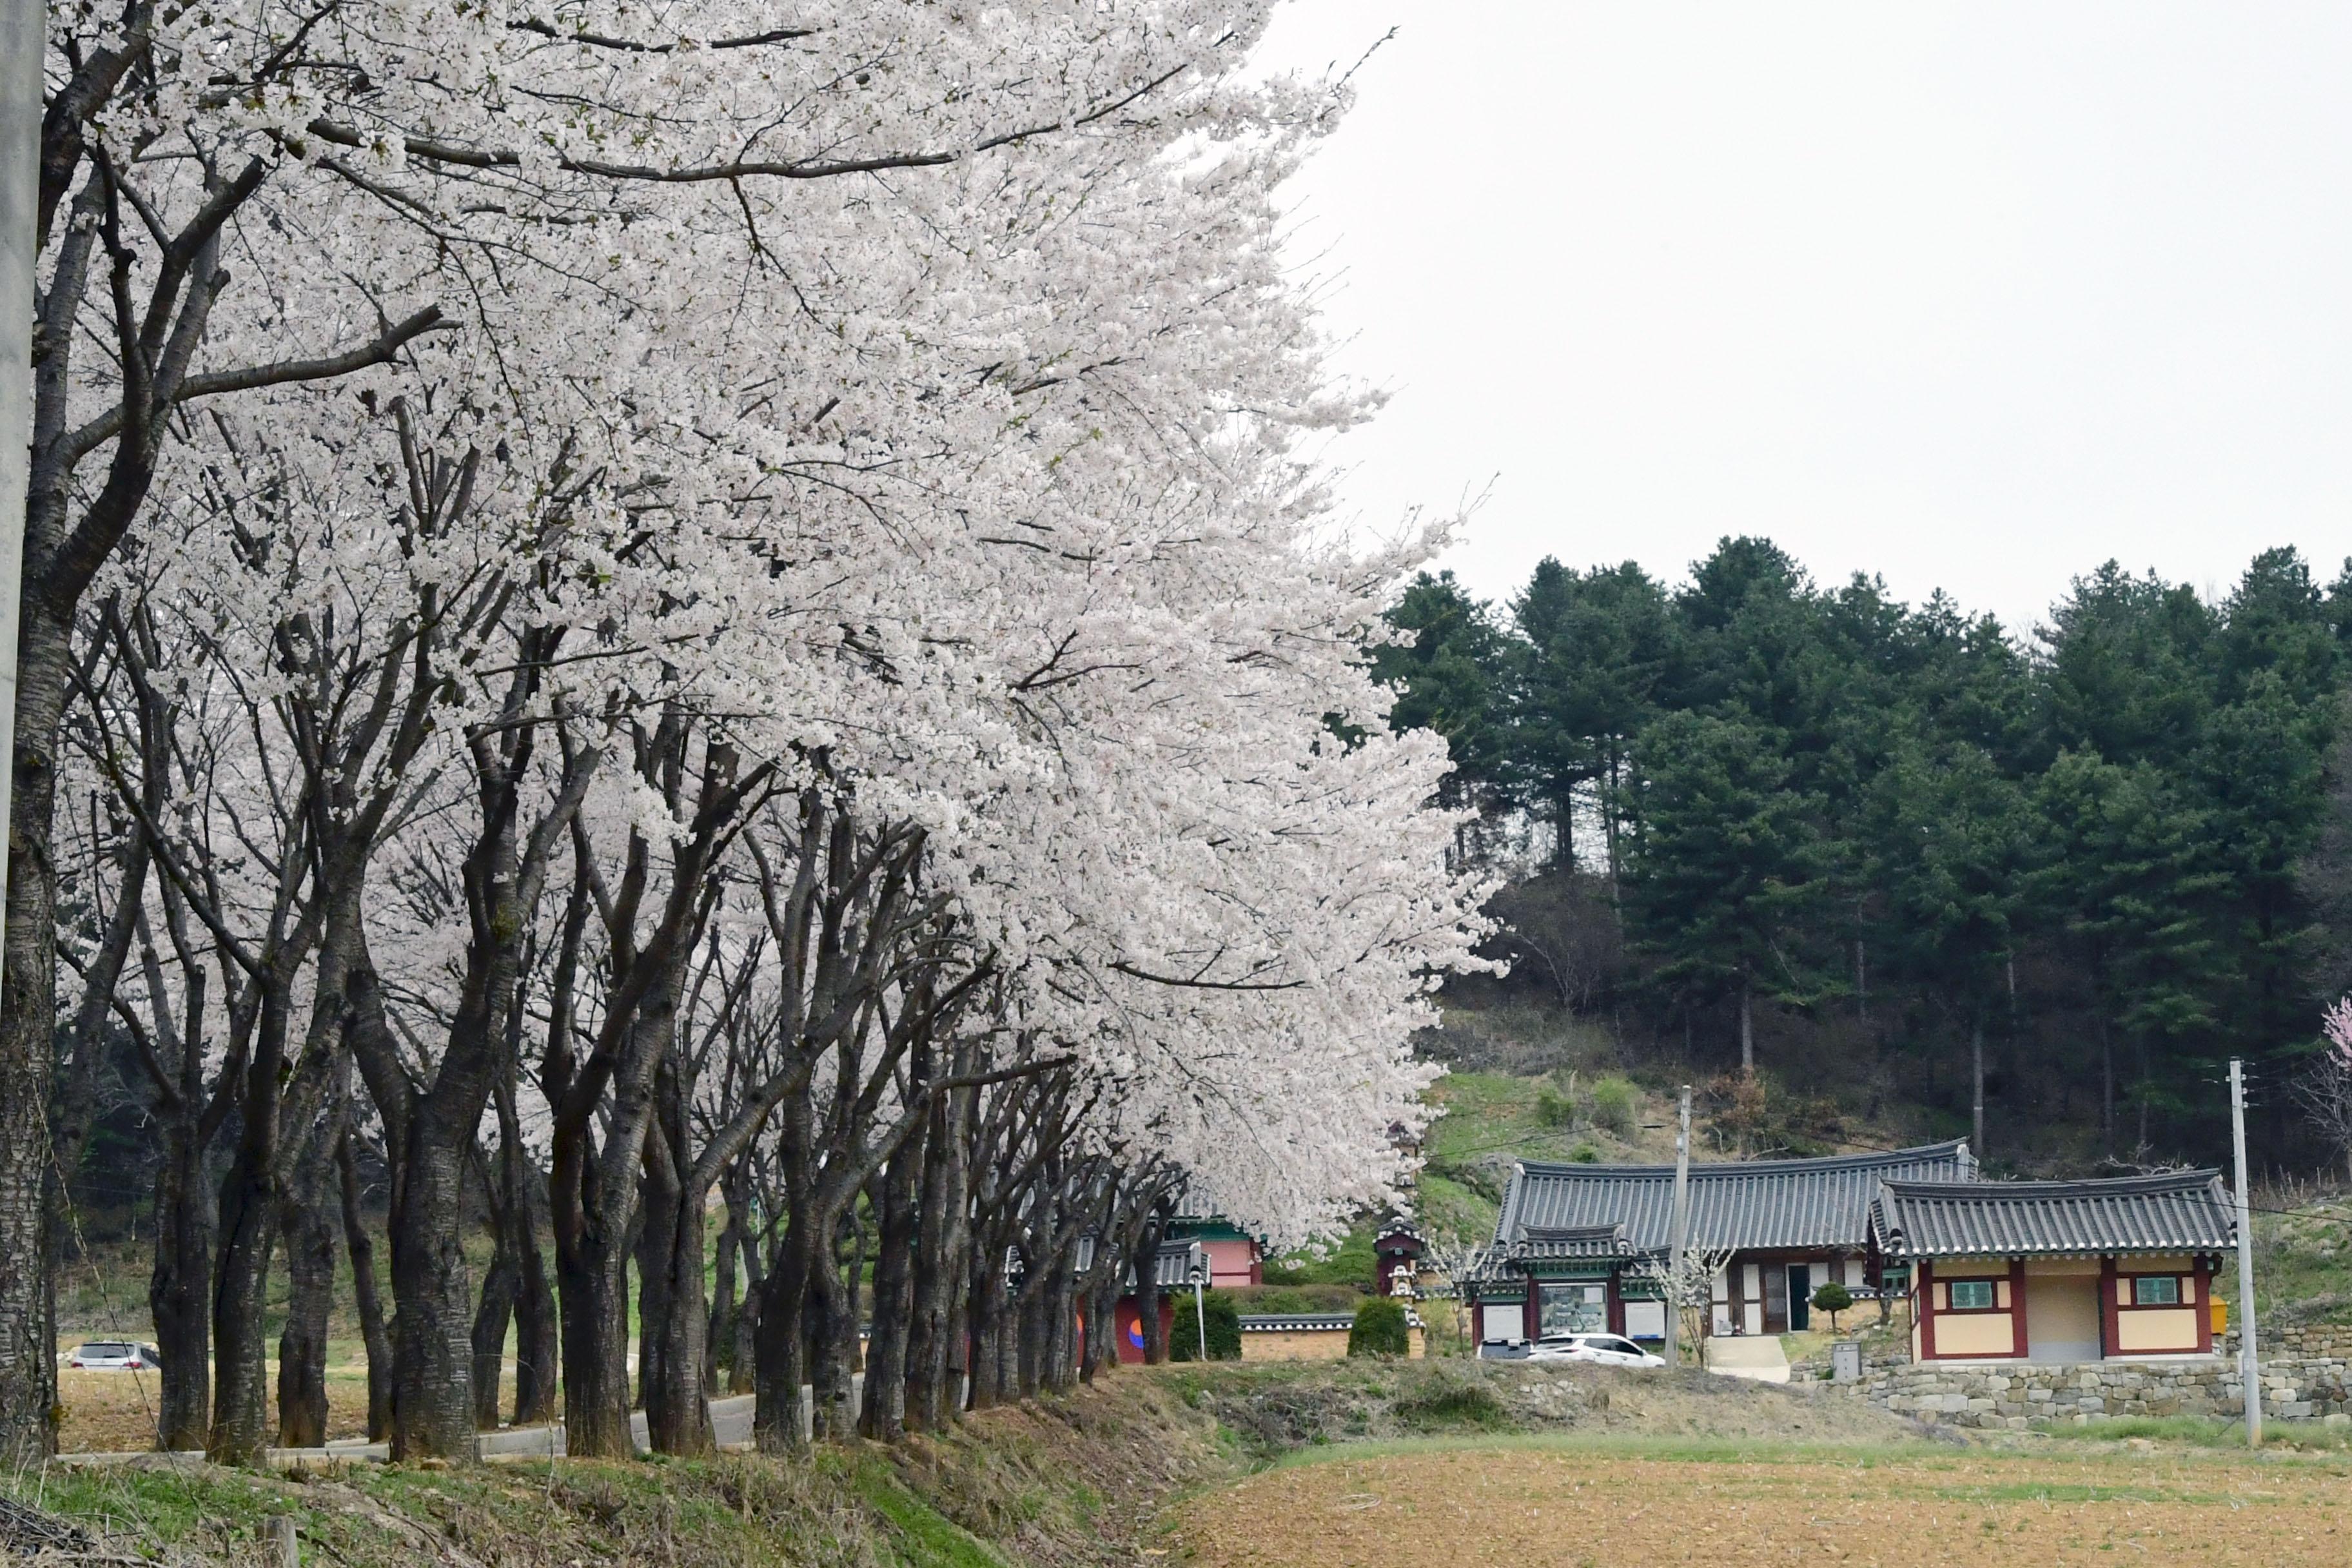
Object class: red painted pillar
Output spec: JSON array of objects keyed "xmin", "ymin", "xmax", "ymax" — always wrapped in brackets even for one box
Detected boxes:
[
  {"xmin": 2100, "ymin": 1258, "xmax": 2120, "ymax": 1360},
  {"xmin": 1917, "ymin": 1259, "xmax": 1937, "ymax": 1361},
  {"xmin": 2195, "ymin": 1257, "xmax": 2214, "ymax": 1355},
  {"xmin": 2008, "ymin": 1257, "xmax": 2029, "ymax": 1358}
]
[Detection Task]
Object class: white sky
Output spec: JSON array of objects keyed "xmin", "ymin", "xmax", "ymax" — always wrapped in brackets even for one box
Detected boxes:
[{"xmin": 1252, "ymin": 1, "xmax": 2352, "ymax": 635}]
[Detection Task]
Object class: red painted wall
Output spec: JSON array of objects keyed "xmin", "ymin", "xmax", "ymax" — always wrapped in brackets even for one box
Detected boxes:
[{"xmin": 1110, "ymin": 1296, "xmax": 1178, "ymax": 1364}]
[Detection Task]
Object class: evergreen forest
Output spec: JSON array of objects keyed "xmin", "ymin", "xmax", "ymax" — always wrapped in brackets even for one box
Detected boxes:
[{"xmin": 1379, "ymin": 538, "xmax": 2352, "ymax": 1174}]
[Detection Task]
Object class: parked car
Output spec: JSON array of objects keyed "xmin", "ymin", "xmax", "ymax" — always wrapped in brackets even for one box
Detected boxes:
[
  {"xmin": 1524, "ymin": 1333, "xmax": 1666, "ymax": 1369},
  {"xmin": 66, "ymin": 1341, "xmax": 161, "ymax": 1371}
]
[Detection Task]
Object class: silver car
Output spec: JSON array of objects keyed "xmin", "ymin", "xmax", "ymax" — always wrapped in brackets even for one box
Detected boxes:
[
  {"xmin": 66, "ymin": 1340, "xmax": 161, "ymax": 1371},
  {"xmin": 1524, "ymin": 1332, "xmax": 1667, "ymax": 1369}
]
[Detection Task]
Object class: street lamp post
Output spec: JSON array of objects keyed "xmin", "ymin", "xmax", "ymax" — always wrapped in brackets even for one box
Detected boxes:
[{"xmin": 1187, "ymin": 1262, "xmax": 1208, "ymax": 1362}]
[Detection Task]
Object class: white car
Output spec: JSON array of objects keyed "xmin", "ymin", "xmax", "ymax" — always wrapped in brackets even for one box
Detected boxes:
[
  {"xmin": 66, "ymin": 1341, "xmax": 161, "ymax": 1371},
  {"xmin": 1524, "ymin": 1333, "xmax": 1667, "ymax": 1369}
]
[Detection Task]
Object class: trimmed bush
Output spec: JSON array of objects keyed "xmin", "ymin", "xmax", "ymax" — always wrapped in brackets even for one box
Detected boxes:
[
  {"xmin": 1170, "ymin": 1289, "xmax": 1242, "ymax": 1361},
  {"xmin": 1810, "ymin": 1279, "xmax": 1853, "ymax": 1333},
  {"xmin": 1588, "ymin": 1075, "xmax": 1639, "ymax": 1135},
  {"xmin": 1348, "ymin": 1296, "xmax": 1412, "ymax": 1358}
]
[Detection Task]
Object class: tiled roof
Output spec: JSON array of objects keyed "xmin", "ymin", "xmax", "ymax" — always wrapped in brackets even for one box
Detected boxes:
[
  {"xmin": 1237, "ymin": 1312, "xmax": 1424, "ymax": 1332},
  {"xmin": 1872, "ymin": 1171, "xmax": 2237, "ymax": 1259},
  {"xmin": 1513, "ymin": 1222, "xmax": 1633, "ymax": 1260},
  {"xmin": 1119, "ymin": 1239, "xmax": 1206, "ymax": 1291},
  {"xmin": 1495, "ymin": 1141, "xmax": 1975, "ymax": 1255}
]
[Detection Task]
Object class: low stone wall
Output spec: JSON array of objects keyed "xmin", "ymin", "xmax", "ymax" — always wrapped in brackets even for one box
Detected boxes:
[
  {"xmin": 2235, "ymin": 1322, "xmax": 2352, "ymax": 1359},
  {"xmin": 1852, "ymin": 1354, "xmax": 2352, "ymax": 1429}
]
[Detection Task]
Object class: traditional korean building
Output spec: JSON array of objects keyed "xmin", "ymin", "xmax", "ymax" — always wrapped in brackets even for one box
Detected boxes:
[
  {"xmin": 1108, "ymin": 1239, "xmax": 1208, "ymax": 1365},
  {"xmin": 1168, "ymin": 1190, "xmax": 1265, "ymax": 1288},
  {"xmin": 1870, "ymin": 1170, "xmax": 2237, "ymax": 1364},
  {"xmin": 1468, "ymin": 1141, "xmax": 1976, "ymax": 1345}
]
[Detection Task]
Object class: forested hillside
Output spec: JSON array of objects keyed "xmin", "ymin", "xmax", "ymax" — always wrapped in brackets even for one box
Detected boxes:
[{"xmin": 1380, "ymin": 539, "xmax": 2352, "ymax": 1175}]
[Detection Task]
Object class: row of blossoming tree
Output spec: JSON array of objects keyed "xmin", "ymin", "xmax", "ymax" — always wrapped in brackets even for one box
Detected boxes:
[{"xmin": 3, "ymin": 3, "xmax": 1485, "ymax": 1464}]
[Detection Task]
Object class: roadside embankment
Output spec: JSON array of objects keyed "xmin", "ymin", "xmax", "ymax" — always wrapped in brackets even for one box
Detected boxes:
[{"xmin": 0, "ymin": 1360, "xmax": 1930, "ymax": 1566}]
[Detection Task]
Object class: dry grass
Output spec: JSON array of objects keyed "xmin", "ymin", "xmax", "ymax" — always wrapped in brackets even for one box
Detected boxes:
[
  {"xmin": 1177, "ymin": 1441, "xmax": 2352, "ymax": 1567},
  {"xmin": 59, "ymin": 1360, "xmax": 375, "ymax": 1453}
]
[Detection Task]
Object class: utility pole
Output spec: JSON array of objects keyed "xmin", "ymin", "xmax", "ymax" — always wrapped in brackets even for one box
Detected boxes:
[
  {"xmin": 2230, "ymin": 1057, "xmax": 2260, "ymax": 1447},
  {"xmin": 1663, "ymin": 1084, "xmax": 1692, "ymax": 1367},
  {"xmin": 0, "ymin": 0, "xmax": 36, "ymax": 948}
]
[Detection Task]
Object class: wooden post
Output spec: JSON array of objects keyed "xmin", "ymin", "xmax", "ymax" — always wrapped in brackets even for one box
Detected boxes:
[{"xmin": 268, "ymin": 1516, "xmax": 299, "ymax": 1568}]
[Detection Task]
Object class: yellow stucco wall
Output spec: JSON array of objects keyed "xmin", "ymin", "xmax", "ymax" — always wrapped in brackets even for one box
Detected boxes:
[
  {"xmin": 2114, "ymin": 1308, "xmax": 2199, "ymax": 1353},
  {"xmin": 1238, "ymin": 1327, "xmax": 1426, "ymax": 1362},
  {"xmin": 1933, "ymin": 1313, "xmax": 2016, "ymax": 1356}
]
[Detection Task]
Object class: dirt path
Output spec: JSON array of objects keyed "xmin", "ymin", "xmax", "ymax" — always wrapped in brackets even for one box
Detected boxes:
[{"xmin": 1175, "ymin": 1442, "xmax": 2352, "ymax": 1567}]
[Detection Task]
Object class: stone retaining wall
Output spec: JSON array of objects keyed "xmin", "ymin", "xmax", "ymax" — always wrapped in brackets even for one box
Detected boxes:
[
  {"xmin": 2230, "ymin": 1322, "xmax": 2352, "ymax": 1359},
  {"xmin": 1851, "ymin": 1354, "xmax": 2352, "ymax": 1430}
]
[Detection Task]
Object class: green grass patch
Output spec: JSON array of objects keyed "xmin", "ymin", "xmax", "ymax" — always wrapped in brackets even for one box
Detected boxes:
[
  {"xmin": 844, "ymin": 1458, "xmax": 1008, "ymax": 1568},
  {"xmin": 1266, "ymin": 1223, "xmax": 1378, "ymax": 1288}
]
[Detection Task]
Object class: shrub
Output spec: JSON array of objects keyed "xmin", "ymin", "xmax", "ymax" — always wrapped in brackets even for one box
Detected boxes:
[
  {"xmin": 1390, "ymin": 1365, "xmax": 1507, "ymax": 1429},
  {"xmin": 1810, "ymin": 1279, "xmax": 1854, "ymax": 1332},
  {"xmin": 1170, "ymin": 1289, "xmax": 1242, "ymax": 1361},
  {"xmin": 1348, "ymin": 1297, "xmax": 1412, "ymax": 1358},
  {"xmin": 1535, "ymin": 1086, "xmax": 1576, "ymax": 1128},
  {"xmin": 1589, "ymin": 1075, "xmax": 1639, "ymax": 1135},
  {"xmin": 1568, "ymin": 1143, "xmax": 1600, "ymax": 1164}
]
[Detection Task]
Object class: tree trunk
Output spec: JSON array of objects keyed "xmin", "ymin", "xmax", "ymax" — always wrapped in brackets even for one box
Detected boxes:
[
  {"xmin": 555, "ymin": 1237, "xmax": 634, "ymax": 1458},
  {"xmin": 150, "ymin": 1121, "xmax": 213, "ymax": 1452},
  {"xmin": 729, "ymin": 1242, "xmax": 761, "ymax": 1399},
  {"xmin": 0, "ymin": 602, "xmax": 75, "ymax": 1461},
  {"xmin": 1135, "ymin": 1212, "xmax": 1168, "ymax": 1366},
  {"xmin": 1081, "ymin": 1250, "xmax": 1119, "ymax": 1384},
  {"xmin": 493, "ymin": 1070, "xmax": 558, "ymax": 1427},
  {"xmin": 209, "ymin": 1146, "xmax": 279, "ymax": 1463},
  {"xmin": 1041, "ymin": 1246, "xmax": 1080, "ymax": 1393},
  {"xmin": 905, "ymin": 1086, "xmax": 971, "ymax": 1429},
  {"xmin": 640, "ymin": 1084, "xmax": 716, "ymax": 1458},
  {"xmin": 808, "ymin": 1210, "xmax": 859, "ymax": 1440},
  {"xmin": 1854, "ymin": 937, "xmax": 1868, "ymax": 1026},
  {"xmin": 338, "ymin": 1135, "xmax": 394, "ymax": 1442},
  {"xmin": 2100, "ymin": 1015, "xmax": 2114, "ymax": 1153},
  {"xmin": 752, "ymin": 1207, "xmax": 810, "ymax": 1450},
  {"xmin": 859, "ymin": 1133, "xmax": 923, "ymax": 1440},
  {"xmin": 469, "ymin": 1239, "xmax": 517, "ymax": 1432},
  {"xmin": 967, "ymin": 1242, "xmax": 1012, "ymax": 1409},
  {"xmin": 1970, "ymin": 1015, "xmax": 1986, "ymax": 1157},
  {"xmin": 275, "ymin": 1138, "xmax": 342, "ymax": 1449},
  {"xmin": 708, "ymin": 1193, "xmax": 741, "ymax": 1396},
  {"xmin": 1738, "ymin": 969, "xmax": 1755, "ymax": 1076},
  {"xmin": 385, "ymin": 1126, "xmax": 482, "ymax": 1461}
]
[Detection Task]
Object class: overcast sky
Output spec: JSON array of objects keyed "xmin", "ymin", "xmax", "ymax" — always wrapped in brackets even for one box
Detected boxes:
[{"xmin": 1251, "ymin": 2, "xmax": 2352, "ymax": 637}]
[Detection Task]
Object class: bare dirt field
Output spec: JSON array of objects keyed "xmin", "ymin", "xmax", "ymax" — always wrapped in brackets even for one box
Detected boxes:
[{"xmin": 1175, "ymin": 1440, "xmax": 2352, "ymax": 1568}]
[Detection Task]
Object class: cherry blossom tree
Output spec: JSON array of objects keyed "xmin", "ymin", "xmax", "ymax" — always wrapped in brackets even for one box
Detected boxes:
[{"xmin": 18, "ymin": 1, "xmax": 1491, "ymax": 1471}]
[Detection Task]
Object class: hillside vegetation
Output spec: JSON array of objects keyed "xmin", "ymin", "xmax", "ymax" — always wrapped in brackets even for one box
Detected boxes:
[{"xmin": 1380, "ymin": 540, "xmax": 2352, "ymax": 1177}]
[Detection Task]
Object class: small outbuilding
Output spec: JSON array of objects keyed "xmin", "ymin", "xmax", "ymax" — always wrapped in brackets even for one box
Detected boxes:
[{"xmin": 1870, "ymin": 1170, "xmax": 2237, "ymax": 1364}]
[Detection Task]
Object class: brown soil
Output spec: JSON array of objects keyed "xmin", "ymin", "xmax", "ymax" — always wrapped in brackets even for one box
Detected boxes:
[{"xmin": 1178, "ymin": 1446, "xmax": 2352, "ymax": 1568}]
